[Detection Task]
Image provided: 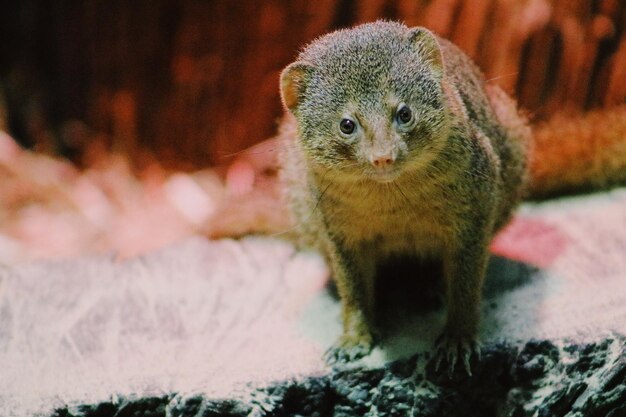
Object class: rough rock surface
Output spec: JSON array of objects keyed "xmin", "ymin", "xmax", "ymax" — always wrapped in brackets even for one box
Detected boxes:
[{"xmin": 54, "ymin": 338, "xmax": 626, "ymax": 417}]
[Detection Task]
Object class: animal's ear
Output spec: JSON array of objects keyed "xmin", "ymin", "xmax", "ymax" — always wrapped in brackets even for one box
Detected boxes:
[
  {"xmin": 408, "ymin": 27, "xmax": 444, "ymax": 76},
  {"xmin": 280, "ymin": 61, "xmax": 315, "ymax": 112}
]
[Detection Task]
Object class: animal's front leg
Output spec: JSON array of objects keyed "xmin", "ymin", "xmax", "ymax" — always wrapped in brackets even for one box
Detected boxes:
[
  {"xmin": 325, "ymin": 242, "xmax": 378, "ymax": 364},
  {"xmin": 436, "ymin": 232, "xmax": 490, "ymax": 376}
]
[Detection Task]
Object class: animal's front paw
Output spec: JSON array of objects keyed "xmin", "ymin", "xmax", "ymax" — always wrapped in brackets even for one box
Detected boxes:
[
  {"xmin": 434, "ymin": 331, "xmax": 481, "ymax": 377},
  {"xmin": 324, "ymin": 334, "xmax": 374, "ymax": 365}
]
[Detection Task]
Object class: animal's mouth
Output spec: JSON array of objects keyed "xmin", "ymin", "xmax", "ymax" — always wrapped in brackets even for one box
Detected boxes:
[{"xmin": 367, "ymin": 167, "xmax": 401, "ymax": 183}]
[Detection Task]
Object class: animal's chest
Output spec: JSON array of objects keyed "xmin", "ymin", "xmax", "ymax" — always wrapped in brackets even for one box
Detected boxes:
[{"xmin": 321, "ymin": 182, "xmax": 454, "ymax": 255}]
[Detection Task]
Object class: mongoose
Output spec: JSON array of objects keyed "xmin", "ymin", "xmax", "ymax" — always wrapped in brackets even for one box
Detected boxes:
[{"xmin": 278, "ymin": 20, "xmax": 531, "ymax": 374}]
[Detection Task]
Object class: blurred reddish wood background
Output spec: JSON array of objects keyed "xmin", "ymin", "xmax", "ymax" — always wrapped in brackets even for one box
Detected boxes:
[{"xmin": 1, "ymin": 0, "xmax": 625, "ymax": 169}]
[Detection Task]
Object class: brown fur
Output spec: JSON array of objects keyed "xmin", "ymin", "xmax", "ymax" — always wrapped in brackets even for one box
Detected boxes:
[{"xmin": 278, "ymin": 21, "xmax": 531, "ymax": 371}]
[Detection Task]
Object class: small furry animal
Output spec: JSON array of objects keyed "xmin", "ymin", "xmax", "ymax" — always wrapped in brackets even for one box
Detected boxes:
[{"xmin": 275, "ymin": 20, "xmax": 618, "ymax": 374}]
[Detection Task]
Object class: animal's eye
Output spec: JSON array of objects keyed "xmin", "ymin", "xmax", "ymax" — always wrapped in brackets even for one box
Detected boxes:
[
  {"xmin": 396, "ymin": 103, "xmax": 413, "ymax": 125},
  {"xmin": 339, "ymin": 118, "xmax": 356, "ymax": 135}
]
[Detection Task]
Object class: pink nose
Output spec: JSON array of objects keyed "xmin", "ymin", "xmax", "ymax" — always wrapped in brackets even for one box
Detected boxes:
[{"xmin": 370, "ymin": 155, "xmax": 394, "ymax": 168}]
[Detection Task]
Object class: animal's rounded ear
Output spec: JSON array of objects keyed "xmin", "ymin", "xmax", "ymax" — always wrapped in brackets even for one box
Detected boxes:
[
  {"xmin": 280, "ymin": 61, "xmax": 315, "ymax": 112},
  {"xmin": 408, "ymin": 27, "xmax": 444, "ymax": 76}
]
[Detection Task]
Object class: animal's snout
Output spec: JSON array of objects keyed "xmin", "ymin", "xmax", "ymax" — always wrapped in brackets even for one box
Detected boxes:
[{"xmin": 369, "ymin": 153, "xmax": 395, "ymax": 169}]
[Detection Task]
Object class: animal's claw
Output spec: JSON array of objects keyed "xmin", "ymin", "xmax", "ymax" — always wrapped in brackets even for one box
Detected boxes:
[
  {"xmin": 324, "ymin": 336, "xmax": 374, "ymax": 365},
  {"xmin": 434, "ymin": 332, "xmax": 481, "ymax": 377}
]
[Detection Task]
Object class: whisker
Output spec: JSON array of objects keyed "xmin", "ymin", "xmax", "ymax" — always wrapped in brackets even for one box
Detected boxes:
[
  {"xmin": 269, "ymin": 167, "xmax": 337, "ymax": 238},
  {"xmin": 217, "ymin": 148, "xmax": 281, "ymax": 159},
  {"xmin": 485, "ymin": 72, "xmax": 519, "ymax": 83},
  {"xmin": 270, "ymin": 223, "xmax": 298, "ymax": 238},
  {"xmin": 217, "ymin": 140, "xmax": 298, "ymax": 160}
]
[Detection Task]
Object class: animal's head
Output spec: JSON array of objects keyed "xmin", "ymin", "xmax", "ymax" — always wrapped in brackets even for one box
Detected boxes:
[{"xmin": 280, "ymin": 21, "xmax": 449, "ymax": 183}]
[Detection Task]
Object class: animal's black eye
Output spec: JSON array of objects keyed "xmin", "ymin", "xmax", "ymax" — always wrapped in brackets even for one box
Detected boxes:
[
  {"xmin": 396, "ymin": 104, "xmax": 413, "ymax": 125},
  {"xmin": 339, "ymin": 118, "xmax": 356, "ymax": 135}
]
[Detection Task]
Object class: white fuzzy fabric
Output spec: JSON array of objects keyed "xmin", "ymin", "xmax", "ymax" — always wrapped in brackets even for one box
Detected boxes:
[{"xmin": 1, "ymin": 188, "xmax": 626, "ymax": 417}]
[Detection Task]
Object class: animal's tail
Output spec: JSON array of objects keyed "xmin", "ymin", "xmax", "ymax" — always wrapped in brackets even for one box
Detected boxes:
[{"xmin": 527, "ymin": 105, "xmax": 626, "ymax": 199}]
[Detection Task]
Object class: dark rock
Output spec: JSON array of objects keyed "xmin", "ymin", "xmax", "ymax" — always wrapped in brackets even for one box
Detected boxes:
[
  {"xmin": 578, "ymin": 386, "xmax": 626, "ymax": 417},
  {"xmin": 600, "ymin": 356, "xmax": 626, "ymax": 392},
  {"xmin": 75, "ymin": 401, "xmax": 118, "ymax": 417},
  {"xmin": 388, "ymin": 354, "xmax": 419, "ymax": 378},
  {"xmin": 538, "ymin": 382, "xmax": 587, "ymax": 417},
  {"xmin": 607, "ymin": 404, "xmax": 626, "ymax": 417},
  {"xmin": 101, "ymin": 396, "xmax": 169, "ymax": 417},
  {"xmin": 51, "ymin": 338, "xmax": 626, "ymax": 417},
  {"xmin": 54, "ymin": 397, "xmax": 171, "ymax": 417},
  {"xmin": 514, "ymin": 339, "xmax": 559, "ymax": 385},
  {"xmin": 501, "ymin": 387, "xmax": 530, "ymax": 417},
  {"xmin": 566, "ymin": 340, "xmax": 610, "ymax": 376},
  {"xmin": 198, "ymin": 399, "xmax": 252, "ymax": 417},
  {"xmin": 167, "ymin": 396, "xmax": 203, "ymax": 417}
]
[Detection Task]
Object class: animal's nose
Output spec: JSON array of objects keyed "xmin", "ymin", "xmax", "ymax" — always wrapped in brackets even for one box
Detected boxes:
[{"xmin": 370, "ymin": 154, "xmax": 395, "ymax": 168}]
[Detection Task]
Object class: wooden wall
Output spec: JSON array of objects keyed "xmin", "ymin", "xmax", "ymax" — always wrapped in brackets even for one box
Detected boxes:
[{"xmin": 1, "ymin": 0, "xmax": 625, "ymax": 168}]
